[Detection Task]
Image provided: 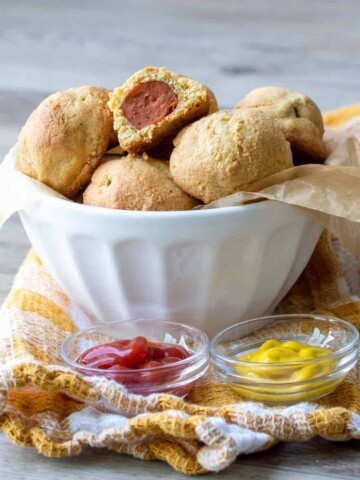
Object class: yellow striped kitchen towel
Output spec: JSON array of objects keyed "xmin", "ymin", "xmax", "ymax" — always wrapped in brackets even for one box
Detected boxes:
[{"xmin": 0, "ymin": 107, "xmax": 360, "ymax": 475}]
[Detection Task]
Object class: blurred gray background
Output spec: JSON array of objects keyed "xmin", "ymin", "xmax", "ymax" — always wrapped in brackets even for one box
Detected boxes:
[{"xmin": 1, "ymin": 1, "xmax": 360, "ymax": 479}]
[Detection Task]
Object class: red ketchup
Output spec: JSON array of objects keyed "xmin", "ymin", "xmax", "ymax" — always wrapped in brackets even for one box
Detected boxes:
[{"xmin": 76, "ymin": 336, "xmax": 191, "ymax": 395}]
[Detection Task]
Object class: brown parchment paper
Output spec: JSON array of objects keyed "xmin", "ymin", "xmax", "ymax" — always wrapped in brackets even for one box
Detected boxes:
[{"xmin": 203, "ymin": 127, "xmax": 360, "ymax": 260}]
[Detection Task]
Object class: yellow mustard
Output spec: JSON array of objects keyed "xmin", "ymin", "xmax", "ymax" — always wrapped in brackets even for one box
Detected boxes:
[{"xmin": 232, "ymin": 339, "xmax": 340, "ymax": 402}]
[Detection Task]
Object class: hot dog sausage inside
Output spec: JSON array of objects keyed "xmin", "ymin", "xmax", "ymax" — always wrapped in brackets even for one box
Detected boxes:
[{"xmin": 122, "ymin": 80, "xmax": 178, "ymax": 129}]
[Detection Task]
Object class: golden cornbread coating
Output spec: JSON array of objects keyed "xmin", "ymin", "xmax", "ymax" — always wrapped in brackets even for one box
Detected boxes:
[
  {"xmin": 108, "ymin": 67, "xmax": 211, "ymax": 153},
  {"xmin": 236, "ymin": 86, "xmax": 326, "ymax": 164},
  {"xmin": 83, "ymin": 154, "xmax": 199, "ymax": 211},
  {"xmin": 176, "ymin": 74, "xmax": 218, "ymax": 115},
  {"xmin": 206, "ymin": 85, "xmax": 219, "ymax": 115},
  {"xmin": 170, "ymin": 109, "xmax": 293, "ymax": 204},
  {"xmin": 146, "ymin": 85, "xmax": 218, "ymax": 161},
  {"xmin": 18, "ymin": 86, "xmax": 115, "ymax": 197}
]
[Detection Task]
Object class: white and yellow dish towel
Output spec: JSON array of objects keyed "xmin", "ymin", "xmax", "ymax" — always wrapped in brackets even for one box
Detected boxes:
[{"xmin": 1, "ymin": 107, "xmax": 360, "ymax": 475}]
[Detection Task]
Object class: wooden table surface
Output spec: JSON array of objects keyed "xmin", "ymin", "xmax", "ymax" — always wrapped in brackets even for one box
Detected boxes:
[{"xmin": 1, "ymin": 0, "xmax": 360, "ymax": 478}]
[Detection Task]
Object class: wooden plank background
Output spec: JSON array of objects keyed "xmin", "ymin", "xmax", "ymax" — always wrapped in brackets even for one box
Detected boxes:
[{"xmin": 1, "ymin": 0, "xmax": 360, "ymax": 478}]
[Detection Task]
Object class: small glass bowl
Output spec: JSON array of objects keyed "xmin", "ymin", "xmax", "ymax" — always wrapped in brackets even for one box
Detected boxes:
[
  {"xmin": 211, "ymin": 314, "xmax": 359, "ymax": 404},
  {"xmin": 61, "ymin": 319, "xmax": 209, "ymax": 397}
]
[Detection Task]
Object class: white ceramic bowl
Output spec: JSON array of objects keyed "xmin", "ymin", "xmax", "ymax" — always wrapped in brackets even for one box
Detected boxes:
[{"xmin": 19, "ymin": 199, "xmax": 322, "ymax": 337}]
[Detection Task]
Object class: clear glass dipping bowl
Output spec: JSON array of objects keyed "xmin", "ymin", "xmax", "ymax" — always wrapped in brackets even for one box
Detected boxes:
[
  {"xmin": 210, "ymin": 314, "xmax": 359, "ymax": 404},
  {"xmin": 61, "ymin": 319, "xmax": 209, "ymax": 397}
]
